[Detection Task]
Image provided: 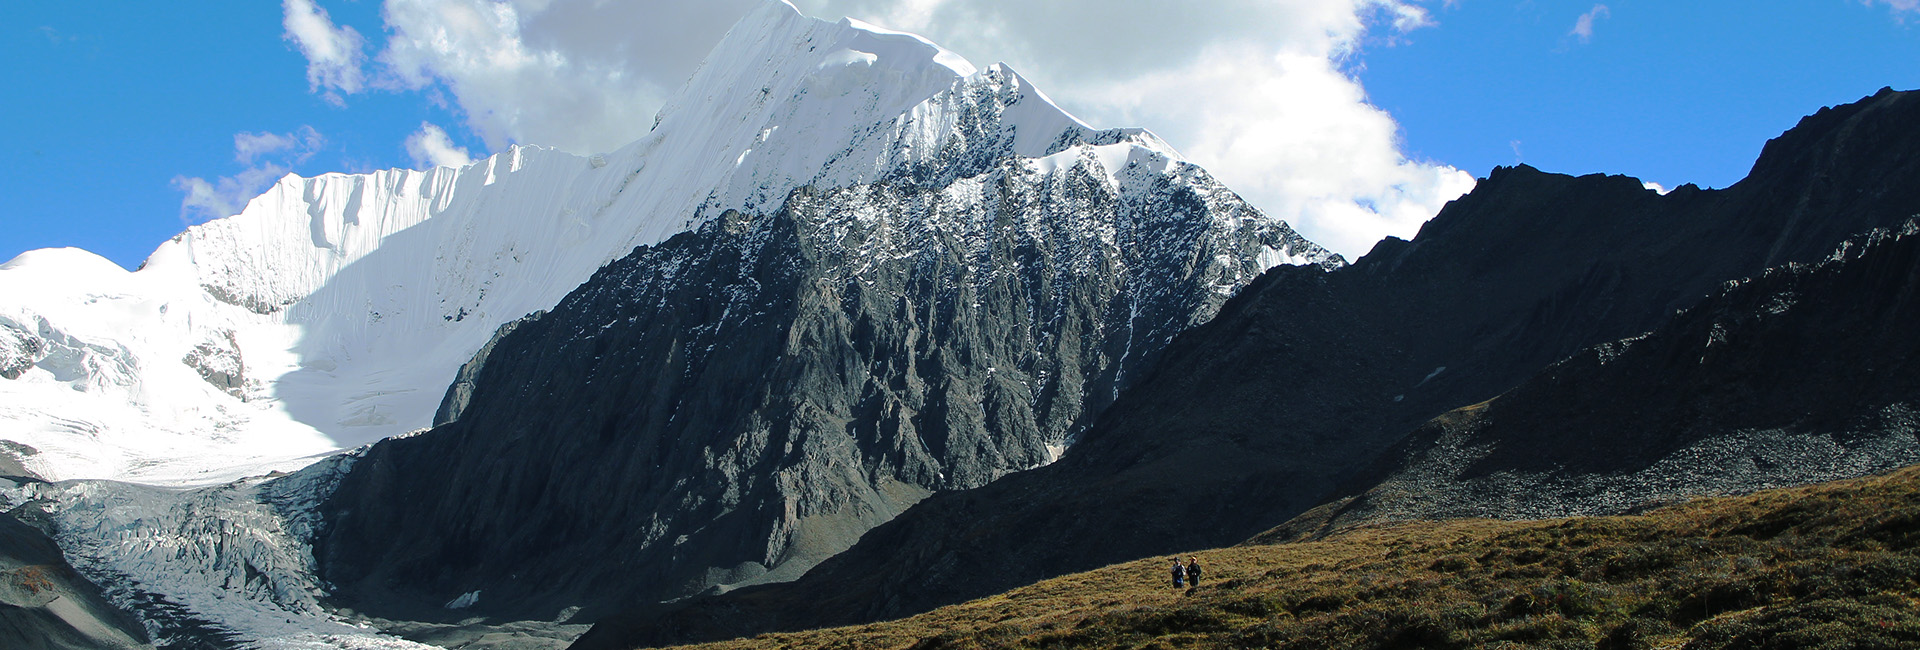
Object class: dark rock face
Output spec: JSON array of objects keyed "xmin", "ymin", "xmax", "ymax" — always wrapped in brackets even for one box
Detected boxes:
[
  {"xmin": 0, "ymin": 509, "xmax": 152, "ymax": 650},
  {"xmin": 317, "ymin": 136, "xmax": 1334, "ymax": 621},
  {"xmin": 181, "ymin": 331, "xmax": 246, "ymax": 400},
  {"xmin": 0, "ymin": 321, "xmax": 49, "ymax": 381},
  {"xmin": 574, "ymin": 88, "xmax": 1920, "ymax": 649},
  {"xmin": 433, "ymin": 313, "xmax": 541, "ymax": 428},
  {"xmin": 1292, "ymin": 220, "xmax": 1920, "ymax": 532}
]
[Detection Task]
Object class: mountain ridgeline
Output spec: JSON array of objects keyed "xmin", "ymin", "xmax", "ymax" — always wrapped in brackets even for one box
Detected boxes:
[
  {"xmin": 575, "ymin": 87, "xmax": 1920, "ymax": 649},
  {"xmin": 316, "ymin": 104, "xmax": 1335, "ymax": 619}
]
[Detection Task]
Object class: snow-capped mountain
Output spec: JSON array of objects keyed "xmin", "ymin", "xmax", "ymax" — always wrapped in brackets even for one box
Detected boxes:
[
  {"xmin": 315, "ymin": 1, "xmax": 1336, "ymax": 624},
  {"xmin": 579, "ymin": 87, "xmax": 1920, "ymax": 650},
  {"xmin": 1, "ymin": 1, "xmax": 1339, "ymax": 646},
  {"xmin": 0, "ymin": 0, "xmax": 1330, "ymax": 487}
]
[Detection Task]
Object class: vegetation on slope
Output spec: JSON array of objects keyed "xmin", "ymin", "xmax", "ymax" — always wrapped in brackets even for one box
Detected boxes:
[{"xmin": 654, "ymin": 465, "xmax": 1920, "ymax": 650}]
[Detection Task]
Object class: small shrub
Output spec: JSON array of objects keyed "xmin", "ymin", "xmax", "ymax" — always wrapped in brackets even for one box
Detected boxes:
[
  {"xmin": 1219, "ymin": 595, "xmax": 1281, "ymax": 618},
  {"xmin": 1291, "ymin": 589, "xmax": 1355, "ymax": 614},
  {"xmin": 1596, "ymin": 618, "xmax": 1672, "ymax": 650},
  {"xmin": 1488, "ymin": 613, "xmax": 1588, "ymax": 643},
  {"xmin": 1430, "ymin": 555, "xmax": 1475, "ymax": 573}
]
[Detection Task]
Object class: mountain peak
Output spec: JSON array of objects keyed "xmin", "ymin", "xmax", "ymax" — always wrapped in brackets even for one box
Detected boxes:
[
  {"xmin": 0, "ymin": 1, "xmax": 1292, "ymax": 485},
  {"xmin": 1743, "ymin": 87, "xmax": 1916, "ymax": 190}
]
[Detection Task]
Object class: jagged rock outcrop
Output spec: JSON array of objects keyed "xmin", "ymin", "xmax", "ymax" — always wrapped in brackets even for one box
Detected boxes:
[
  {"xmin": 434, "ymin": 313, "xmax": 542, "ymax": 427},
  {"xmin": 180, "ymin": 331, "xmax": 247, "ymax": 400},
  {"xmin": 574, "ymin": 87, "xmax": 1920, "ymax": 649},
  {"xmin": 0, "ymin": 320, "xmax": 48, "ymax": 381},
  {"xmin": 317, "ymin": 116, "xmax": 1334, "ymax": 621}
]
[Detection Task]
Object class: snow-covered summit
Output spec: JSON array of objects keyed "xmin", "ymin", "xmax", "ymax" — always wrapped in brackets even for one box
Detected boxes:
[{"xmin": 0, "ymin": 0, "xmax": 1291, "ymax": 486}]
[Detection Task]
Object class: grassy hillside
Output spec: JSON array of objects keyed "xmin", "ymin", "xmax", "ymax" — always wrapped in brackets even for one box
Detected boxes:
[{"xmin": 652, "ymin": 464, "xmax": 1920, "ymax": 650}]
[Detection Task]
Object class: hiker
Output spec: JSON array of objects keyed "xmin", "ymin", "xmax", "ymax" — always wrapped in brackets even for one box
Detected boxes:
[
  {"xmin": 1186, "ymin": 556, "xmax": 1203, "ymax": 587},
  {"xmin": 1170, "ymin": 558, "xmax": 1186, "ymax": 588}
]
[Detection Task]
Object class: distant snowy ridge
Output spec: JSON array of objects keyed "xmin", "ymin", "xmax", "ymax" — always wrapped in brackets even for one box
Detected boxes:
[{"xmin": 0, "ymin": 0, "xmax": 1323, "ymax": 488}]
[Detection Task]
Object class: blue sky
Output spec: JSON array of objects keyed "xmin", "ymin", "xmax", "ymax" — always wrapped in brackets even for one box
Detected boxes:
[
  {"xmin": 1365, "ymin": 2, "xmax": 1920, "ymax": 191},
  {"xmin": 3, "ymin": 1, "xmax": 1917, "ymax": 269}
]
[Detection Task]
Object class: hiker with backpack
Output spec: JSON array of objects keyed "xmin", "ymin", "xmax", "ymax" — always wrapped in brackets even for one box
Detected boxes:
[
  {"xmin": 1186, "ymin": 556, "xmax": 1203, "ymax": 587},
  {"xmin": 1170, "ymin": 558, "xmax": 1186, "ymax": 588}
]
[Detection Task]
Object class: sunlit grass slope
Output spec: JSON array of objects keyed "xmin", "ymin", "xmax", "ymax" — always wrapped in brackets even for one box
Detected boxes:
[{"xmin": 658, "ymin": 464, "xmax": 1920, "ymax": 650}]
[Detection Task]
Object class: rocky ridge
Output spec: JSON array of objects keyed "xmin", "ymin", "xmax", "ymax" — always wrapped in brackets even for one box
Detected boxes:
[
  {"xmin": 576, "ymin": 87, "xmax": 1920, "ymax": 649},
  {"xmin": 315, "ymin": 50, "xmax": 1335, "ymax": 626},
  {"xmin": 1278, "ymin": 219, "xmax": 1920, "ymax": 535}
]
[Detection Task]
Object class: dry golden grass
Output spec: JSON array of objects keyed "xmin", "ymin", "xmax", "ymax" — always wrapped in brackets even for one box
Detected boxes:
[{"xmin": 657, "ymin": 465, "xmax": 1920, "ymax": 650}]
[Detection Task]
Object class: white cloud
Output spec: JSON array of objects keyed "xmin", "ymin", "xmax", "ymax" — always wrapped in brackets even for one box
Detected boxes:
[
  {"xmin": 1642, "ymin": 180, "xmax": 1670, "ymax": 195},
  {"xmin": 172, "ymin": 167, "xmax": 286, "ymax": 224},
  {"xmin": 404, "ymin": 122, "xmax": 475, "ymax": 169},
  {"xmin": 37, "ymin": 26, "xmax": 80, "ymax": 45},
  {"xmin": 376, "ymin": 0, "xmax": 758, "ymax": 155},
  {"xmin": 283, "ymin": 0, "xmax": 368, "ymax": 105},
  {"xmin": 1871, "ymin": 0, "xmax": 1920, "ymax": 16},
  {"xmin": 1569, "ymin": 4, "xmax": 1610, "ymax": 44},
  {"xmin": 1063, "ymin": 43, "xmax": 1473, "ymax": 256},
  {"xmin": 174, "ymin": 127, "xmax": 327, "ymax": 224},
  {"xmin": 234, "ymin": 126, "xmax": 324, "ymax": 165},
  {"xmin": 233, "ymin": 132, "xmax": 296, "ymax": 165}
]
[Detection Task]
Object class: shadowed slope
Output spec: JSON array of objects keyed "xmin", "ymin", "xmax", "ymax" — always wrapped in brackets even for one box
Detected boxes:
[{"xmin": 1280, "ymin": 219, "xmax": 1920, "ymax": 536}]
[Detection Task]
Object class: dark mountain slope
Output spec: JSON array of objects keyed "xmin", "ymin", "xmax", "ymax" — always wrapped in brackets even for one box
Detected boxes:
[
  {"xmin": 317, "ymin": 134, "xmax": 1333, "ymax": 621},
  {"xmin": 1278, "ymin": 219, "xmax": 1920, "ymax": 535},
  {"xmin": 576, "ymin": 87, "xmax": 1920, "ymax": 648}
]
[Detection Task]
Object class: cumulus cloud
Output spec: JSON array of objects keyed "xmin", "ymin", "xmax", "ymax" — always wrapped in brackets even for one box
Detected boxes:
[
  {"xmin": 283, "ymin": 0, "xmax": 368, "ymax": 105},
  {"xmin": 279, "ymin": 0, "xmax": 758, "ymax": 152},
  {"xmin": 376, "ymin": 0, "xmax": 758, "ymax": 155},
  {"xmin": 404, "ymin": 122, "xmax": 475, "ymax": 169},
  {"xmin": 174, "ymin": 127, "xmax": 327, "ymax": 224},
  {"xmin": 1060, "ymin": 43, "xmax": 1473, "ymax": 256},
  {"xmin": 1569, "ymin": 4, "xmax": 1610, "ymax": 44}
]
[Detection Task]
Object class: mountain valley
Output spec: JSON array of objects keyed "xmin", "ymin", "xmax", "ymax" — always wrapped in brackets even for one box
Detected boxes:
[{"xmin": 0, "ymin": 4, "xmax": 1917, "ymax": 650}]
